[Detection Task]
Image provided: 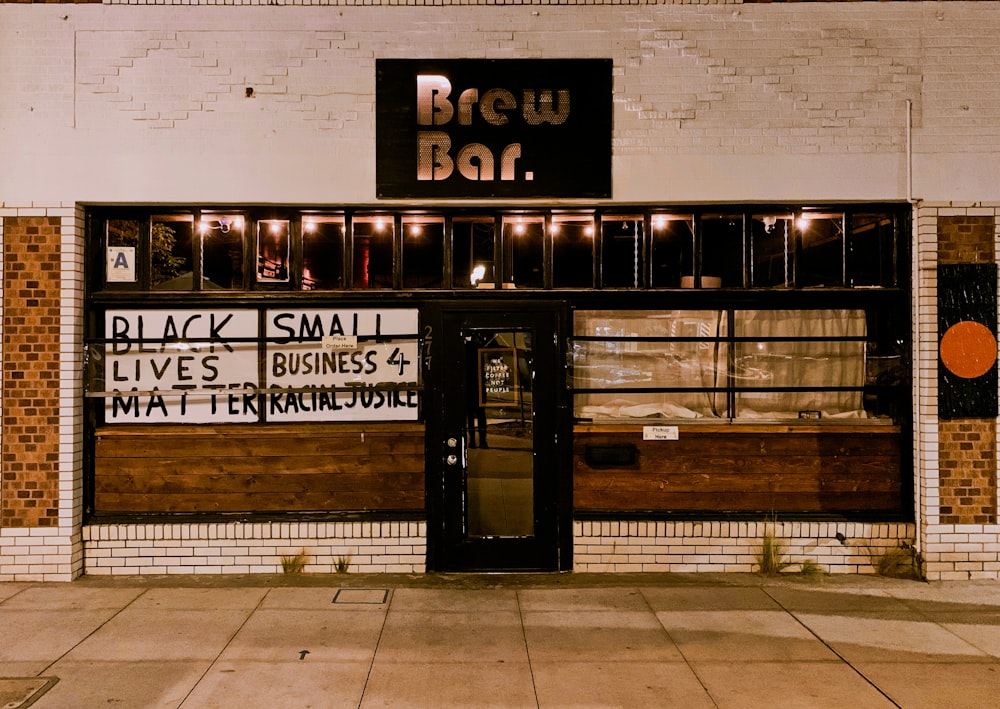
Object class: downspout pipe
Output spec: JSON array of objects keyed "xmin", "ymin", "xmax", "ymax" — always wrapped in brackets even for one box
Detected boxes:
[{"xmin": 906, "ymin": 98, "xmax": 923, "ymax": 561}]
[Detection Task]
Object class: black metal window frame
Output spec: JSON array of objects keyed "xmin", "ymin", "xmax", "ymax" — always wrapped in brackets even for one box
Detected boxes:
[
  {"xmin": 87, "ymin": 204, "xmax": 907, "ymax": 296},
  {"xmin": 568, "ymin": 305, "xmax": 907, "ymax": 423}
]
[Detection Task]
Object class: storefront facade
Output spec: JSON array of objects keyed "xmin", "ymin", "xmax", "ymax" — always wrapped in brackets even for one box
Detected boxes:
[{"xmin": 1, "ymin": 2, "xmax": 998, "ymax": 580}]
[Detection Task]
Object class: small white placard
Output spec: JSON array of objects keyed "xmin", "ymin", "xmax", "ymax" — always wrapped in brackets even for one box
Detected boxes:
[
  {"xmin": 322, "ymin": 334, "xmax": 359, "ymax": 350},
  {"xmin": 107, "ymin": 246, "xmax": 136, "ymax": 283},
  {"xmin": 643, "ymin": 425, "xmax": 679, "ymax": 441}
]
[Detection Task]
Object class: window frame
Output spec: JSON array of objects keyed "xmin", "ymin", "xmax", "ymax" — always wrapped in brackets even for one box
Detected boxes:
[{"xmin": 89, "ymin": 204, "xmax": 908, "ymax": 296}]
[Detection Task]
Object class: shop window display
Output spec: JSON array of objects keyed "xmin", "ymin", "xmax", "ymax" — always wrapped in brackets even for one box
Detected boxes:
[{"xmin": 571, "ymin": 308, "xmax": 898, "ymax": 423}]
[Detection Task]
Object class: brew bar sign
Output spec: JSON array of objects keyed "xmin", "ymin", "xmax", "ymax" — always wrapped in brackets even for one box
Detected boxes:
[{"xmin": 376, "ymin": 59, "xmax": 612, "ymax": 199}]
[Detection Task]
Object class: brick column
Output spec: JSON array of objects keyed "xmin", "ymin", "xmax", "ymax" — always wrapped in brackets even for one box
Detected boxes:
[
  {"xmin": 937, "ymin": 216, "xmax": 998, "ymax": 526},
  {"xmin": 1, "ymin": 216, "xmax": 63, "ymax": 529}
]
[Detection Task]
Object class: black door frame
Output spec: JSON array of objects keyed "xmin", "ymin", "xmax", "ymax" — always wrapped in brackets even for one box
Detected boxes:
[{"xmin": 423, "ymin": 300, "xmax": 572, "ymax": 572}]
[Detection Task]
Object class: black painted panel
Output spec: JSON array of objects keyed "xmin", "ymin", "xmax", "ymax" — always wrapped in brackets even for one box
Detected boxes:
[{"xmin": 938, "ymin": 263, "xmax": 998, "ymax": 419}]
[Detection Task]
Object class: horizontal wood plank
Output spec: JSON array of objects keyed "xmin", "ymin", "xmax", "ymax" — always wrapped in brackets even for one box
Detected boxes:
[
  {"xmin": 93, "ymin": 424, "xmax": 425, "ymax": 515},
  {"xmin": 95, "ymin": 491, "xmax": 424, "ymax": 513},
  {"xmin": 574, "ymin": 428, "xmax": 902, "ymax": 513},
  {"xmin": 96, "ymin": 433, "xmax": 423, "ymax": 458},
  {"xmin": 95, "ymin": 455, "xmax": 424, "ymax": 477},
  {"xmin": 94, "ymin": 471, "xmax": 424, "ymax": 495}
]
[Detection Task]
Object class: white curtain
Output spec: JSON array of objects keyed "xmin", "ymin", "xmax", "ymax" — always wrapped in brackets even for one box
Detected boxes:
[{"xmin": 573, "ymin": 309, "xmax": 868, "ymax": 421}]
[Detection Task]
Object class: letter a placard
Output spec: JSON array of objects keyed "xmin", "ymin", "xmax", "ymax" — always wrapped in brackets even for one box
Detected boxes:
[{"xmin": 107, "ymin": 246, "xmax": 136, "ymax": 283}]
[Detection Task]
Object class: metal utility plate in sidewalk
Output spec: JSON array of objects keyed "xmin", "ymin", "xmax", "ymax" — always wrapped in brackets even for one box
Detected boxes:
[
  {"xmin": 0, "ymin": 678, "xmax": 57, "ymax": 709},
  {"xmin": 332, "ymin": 588, "xmax": 390, "ymax": 605}
]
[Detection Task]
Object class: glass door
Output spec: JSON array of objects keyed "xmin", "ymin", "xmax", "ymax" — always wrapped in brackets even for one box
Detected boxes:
[{"xmin": 427, "ymin": 305, "xmax": 567, "ymax": 571}]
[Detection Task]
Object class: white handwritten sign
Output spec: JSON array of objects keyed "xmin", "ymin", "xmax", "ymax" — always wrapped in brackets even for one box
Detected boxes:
[
  {"xmin": 643, "ymin": 425, "xmax": 679, "ymax": 441},
  {"xmin": 265, "ymin": 309, "xmax": 420, "ymax": 422},
  {"xmin": 104, "ymin": 308, "xmax": 421, "ymax": 424},
  {"xmin": 105, "ymin": 309, "xmax": 259, "ymax": 423}
]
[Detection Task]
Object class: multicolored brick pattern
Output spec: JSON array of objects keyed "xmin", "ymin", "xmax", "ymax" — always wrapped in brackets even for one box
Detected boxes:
[
  {"xmin": 1, "ymin": 216, "xmax": 62, "ymax": 528},
  {"xmin": 938, "ymin": 216, "xmax": 995, "ymax": 265},
  {"xmin": 938, "ymin": 420, "xmax": 998, "ymax": 525}
]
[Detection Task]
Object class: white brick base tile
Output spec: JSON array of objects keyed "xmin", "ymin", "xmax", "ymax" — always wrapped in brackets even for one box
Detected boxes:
[
  {"xmin": 0, "ymin": 528, "xmax": 83, "ymax": 582},
  {"xmin": 573, "ymin": 520, "xmax": 918, "ymax": 575},
  {"xmin": 82, "ymin": 521, "xmax": 426, "ymax": 575}
]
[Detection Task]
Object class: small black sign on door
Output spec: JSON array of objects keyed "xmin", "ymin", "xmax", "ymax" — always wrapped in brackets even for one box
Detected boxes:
[{"xmin": 376, "ymin": 59, "xmax": 613, "ymax": 199}]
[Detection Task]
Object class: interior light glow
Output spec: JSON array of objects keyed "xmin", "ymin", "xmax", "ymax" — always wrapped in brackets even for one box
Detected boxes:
[
  {"xmin": 303, "ymin": 220, "xmax": 316, "ymax": 233},
  {"xmin": 470, "ymin": 264, "xmax": 486, "ymax": 286}
]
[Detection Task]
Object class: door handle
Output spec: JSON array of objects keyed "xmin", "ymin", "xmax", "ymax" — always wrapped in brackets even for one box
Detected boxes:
[{"xmin": 444, "ymin": 435, "xmax": 464, "ymax": 467}]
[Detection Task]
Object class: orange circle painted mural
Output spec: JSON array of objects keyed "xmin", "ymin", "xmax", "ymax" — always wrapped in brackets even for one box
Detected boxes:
[{"xmin": 939, "ymin": 321, "xmax": 998, "ymax": 379}]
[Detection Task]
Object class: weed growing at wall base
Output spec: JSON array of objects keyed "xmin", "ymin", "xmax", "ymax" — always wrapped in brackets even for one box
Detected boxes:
[
  {"xmin": 755, "ymin": 524, "xmax": 823, "ymax": 577},
  {"xmin": 281, "ymin": 548, "xmax": 308, "ymax": 574}
]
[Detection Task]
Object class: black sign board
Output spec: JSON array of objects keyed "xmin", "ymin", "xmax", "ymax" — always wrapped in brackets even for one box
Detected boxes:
[
  {"xmin": 938, "ymin": 263, "xmax": 998, "ymax": 419},
  {"xmin": 376, "ymin": 59, "xmax": 612, "ymax": 199}
]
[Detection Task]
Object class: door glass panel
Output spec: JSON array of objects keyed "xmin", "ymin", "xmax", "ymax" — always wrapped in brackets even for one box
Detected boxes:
[
  {"xmin": 750, "ymin": 213, "xmax": 792, "ymax": 288},
  {"xmin": 797, "ymin": 212, "xmax": 844, "ymax": 287},
  {"xmin": 352, "ymin": 215, "xmax": 394, "ymax": 289},
  {"xmin": 200, "ymin": 214, "xmax": 245, "ymax": 290},
  {"xmin": 552, "ymin": 215, "xmax": 594, "ymax": 288},
  {"xmin": 849, "ymin": 212, "xmax": 896, "ymax": 287},
  {"xmin": 105, "ymin": 219, "xmax": 141, "ymax": 288},
  {"xmin": 453, "ymin": 216, "xmax": 496, "ymax": 289},
  {"xmin": 502, "ymin": 216, "xmax": 544, "ymax": 289},
  {"xmin": 402, "ymin": 215, "xmax": 444, "ymax": 289},
  {"xmin": 465, "ymin": 330, "xmax": 534, "ymax": 538},
  {"xmin": 257, "ymin": 219, "xmax": 290, "ymax": 283},
  {"xmin": 302, "ymin": 216, "xmax": 345, "ymax": 290},
  {"xmin": 151, "ymin": 216, "xmax": 194, "ymax": 290},
  {"xmin": 651, "ymin": 214, "xmax": 694, "ymax": 288},
  {"xmin": 601, "ymin": 215, "xmax": 644, "ymax": 288},
  {"xmin": 701, "ymin": 214, "xmax": 743, "ymax": 288}
]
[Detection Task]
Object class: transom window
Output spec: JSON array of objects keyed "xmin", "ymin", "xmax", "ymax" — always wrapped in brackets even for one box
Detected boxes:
[{"xmin": 93, "ymin": 206, "xmax": 904, "ymax": 293}]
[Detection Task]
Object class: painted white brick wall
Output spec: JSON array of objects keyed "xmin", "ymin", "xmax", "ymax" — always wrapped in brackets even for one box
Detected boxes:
[
  {"xmin": 3, "ymin": 5, "xmax": 1000, "ymax": 204},
  {"xmin": 83, "ymin": 521, "xmax": 427, "ymax": 574},
  {"xmin": 573, "ymin": 521, "xmax": 917, "ymax": 575}
]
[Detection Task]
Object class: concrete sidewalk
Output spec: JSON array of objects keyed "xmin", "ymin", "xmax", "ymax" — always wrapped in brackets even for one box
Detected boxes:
[{"xmin": 2, "ymin": 573, "xmax": 999, "ymax": 708}]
